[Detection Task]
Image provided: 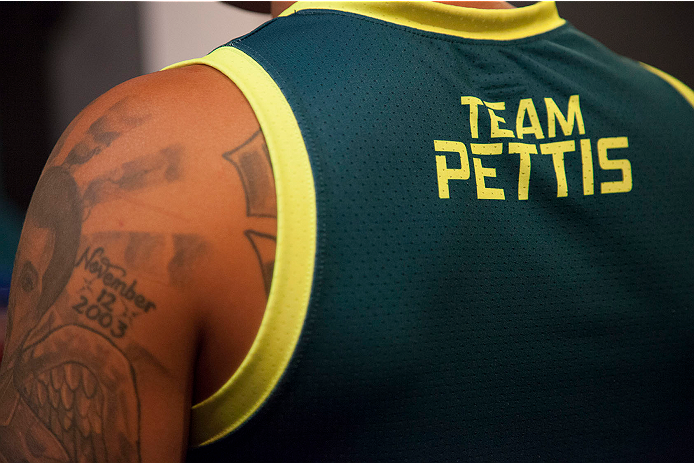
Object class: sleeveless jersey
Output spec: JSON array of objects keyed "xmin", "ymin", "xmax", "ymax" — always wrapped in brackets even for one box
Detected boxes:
[{"xmin": 169, "ymin": 2, "xmax": 694, "ymax": 461}]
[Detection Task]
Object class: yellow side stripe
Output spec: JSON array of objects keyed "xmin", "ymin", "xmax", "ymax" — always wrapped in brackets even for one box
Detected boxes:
[{"xmin": 165, "ymin": 47, "xmax": 316, "ymax": 447}]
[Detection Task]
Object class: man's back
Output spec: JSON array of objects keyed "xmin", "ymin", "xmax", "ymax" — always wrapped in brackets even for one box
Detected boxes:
[
  {"xmin": 181, "ymin": 2, "xmax": 694, "ymax": 460},
  {"xmin": 0, "ymin": 2, "xmax": 692, "ymax": 462}
]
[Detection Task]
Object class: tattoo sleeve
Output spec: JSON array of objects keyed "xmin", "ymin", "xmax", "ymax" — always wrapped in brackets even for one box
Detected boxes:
[
  {"xmin": 0, "ymin": 98, "xmax": 156, "ymax": 462},
  {"xmin": 0, "ymin": 101, "xmax": 278, "ymax": 462}
]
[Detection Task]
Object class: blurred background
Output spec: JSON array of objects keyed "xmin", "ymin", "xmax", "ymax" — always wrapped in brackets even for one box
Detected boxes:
[{"xmin": 0, "ymin": 1, "xmax": 692, "ymax": 330}]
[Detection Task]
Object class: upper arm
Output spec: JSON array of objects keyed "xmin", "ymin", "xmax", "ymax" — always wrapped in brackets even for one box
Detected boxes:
[{"xmin": 0, "ymin": 64, "xmax": 274, "ymax": 462}]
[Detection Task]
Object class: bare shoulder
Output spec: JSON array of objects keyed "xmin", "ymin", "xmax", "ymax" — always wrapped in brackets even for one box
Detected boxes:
[{"xmin": 0, "ymin": 65, "xmax": 275, "ymax": 461}]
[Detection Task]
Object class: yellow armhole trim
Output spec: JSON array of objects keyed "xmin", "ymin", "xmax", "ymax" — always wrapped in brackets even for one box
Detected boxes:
[
  {"xmin": 279, "ymin": 1, "xmax": 565, "ymax": 41},
  {"xmin": 165, "ymin": 47, "xmax": 316, "ymax": 447},
  {"xmin": 640, "ymin": 63, "xmax": 694, "ymax": 109}
]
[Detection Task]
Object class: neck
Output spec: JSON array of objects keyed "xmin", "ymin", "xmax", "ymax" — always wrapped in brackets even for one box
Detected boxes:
[{"xmin": 271, "ymin": 1, "xmax": 515, "ymax": 18}]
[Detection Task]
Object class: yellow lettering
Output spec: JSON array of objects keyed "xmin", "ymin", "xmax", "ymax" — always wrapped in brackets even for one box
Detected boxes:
[
  {"xmin": 508, "ymin": 143, "xmax": 537, "ymax": 200},
  {"xmin": 516, "ymin": 98, "xmax": 545, "ymax": 140},
  {"xmin": 434, "ymin": 140, "xmax": 470, "ymax": 199},
  {"xmin": 545, "ymin": 95, "xmax": 586, "ymax": 138},
  {"xmin": 471, "ymin": 143, "xmax": 503, "ymax": 155},
  {"xmin": 540, "ymin": 140, "xmax": 576, "ymax": 197},
  {"xmin": 484, "ymin": 101, "xmax": 515, "ymax": 138},
  {"xmin": 461, "ymin": 96, "xmax": 484, "ymax": 139},
  {"xmin": 471, "ymin": 143, "xmax": 505, "ymax": 200},
  {"xmin": 598, "ymin": 137, "xmax": 631, "ymax": 194},
  {"xmin": 579, "ymin": 139, "xmax": 594, "ymax": 196}
]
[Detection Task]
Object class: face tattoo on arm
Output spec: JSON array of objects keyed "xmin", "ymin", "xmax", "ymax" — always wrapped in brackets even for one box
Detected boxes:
[{"xmin": 0, "ymin": 98, "xmax": 155, "ymax": 463}]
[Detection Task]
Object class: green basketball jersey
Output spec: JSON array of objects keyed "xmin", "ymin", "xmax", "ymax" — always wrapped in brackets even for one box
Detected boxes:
[{"xmin": 172, "ymin": 2, "xmax": 694, "ymax": 460}]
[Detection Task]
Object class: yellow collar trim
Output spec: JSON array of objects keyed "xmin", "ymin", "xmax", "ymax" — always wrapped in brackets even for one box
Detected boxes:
[{"xmin": 279, "ymin": 1, "xmax": 565, "ymax": 41}]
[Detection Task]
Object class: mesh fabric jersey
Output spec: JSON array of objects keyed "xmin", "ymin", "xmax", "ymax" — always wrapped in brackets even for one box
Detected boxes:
[{"xmin": 171, "ymin": 2, "xmax": 694, "ymax": 461}]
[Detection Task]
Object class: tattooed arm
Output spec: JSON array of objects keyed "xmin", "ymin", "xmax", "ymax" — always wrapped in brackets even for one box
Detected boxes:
[{"xmin": 0, "ymin": 65, "xmax": 276, "ymax": 462}]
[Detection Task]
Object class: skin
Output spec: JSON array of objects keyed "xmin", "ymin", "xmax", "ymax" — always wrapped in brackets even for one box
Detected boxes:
[
  {"xmin": 0, "ymin": 2, "xmax": 512, "ymax": 461},
  {"xmin": 0, "ymin": 65, "xmax": 274, "ymax": 462}
]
